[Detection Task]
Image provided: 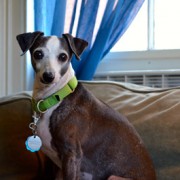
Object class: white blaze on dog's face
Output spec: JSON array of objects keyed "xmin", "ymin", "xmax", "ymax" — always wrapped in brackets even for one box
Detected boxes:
[{"xmin": 32, "ymin": 36, "xmax": 73, "ymax": 85}]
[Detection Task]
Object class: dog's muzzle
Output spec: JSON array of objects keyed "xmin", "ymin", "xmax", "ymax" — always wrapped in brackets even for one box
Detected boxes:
[{"xmin": 41, "ymin": 72, "xmax": 55, "ymax": 84}]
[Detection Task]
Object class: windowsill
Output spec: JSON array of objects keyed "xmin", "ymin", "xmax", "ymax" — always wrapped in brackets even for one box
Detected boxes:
[{"xmin": 96, "ymin": 49, "xmax": 180, "ymax": 74}]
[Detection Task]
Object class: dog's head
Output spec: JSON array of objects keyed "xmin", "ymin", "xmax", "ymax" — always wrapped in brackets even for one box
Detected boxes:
[{"xmin": 16, "ymin": 31, "xmax": 88, "ymax": 84}]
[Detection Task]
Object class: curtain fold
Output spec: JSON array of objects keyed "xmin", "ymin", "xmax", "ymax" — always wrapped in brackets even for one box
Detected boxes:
[
  {"xmin": 34, "ymin": 0, "xmax": 144, "ymax": 80},
  {"xmin": 34, "ymin": 0, "xmax": 66, "ymax": 36},
  {"xmin": 70, "ymin": 0, "xmax": 100, "ymax": 73}
]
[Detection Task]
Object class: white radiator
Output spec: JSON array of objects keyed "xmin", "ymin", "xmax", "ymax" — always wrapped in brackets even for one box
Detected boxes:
[{"xmin": 94, "ymin": 70, "xmax": 180, "ymax": 88}]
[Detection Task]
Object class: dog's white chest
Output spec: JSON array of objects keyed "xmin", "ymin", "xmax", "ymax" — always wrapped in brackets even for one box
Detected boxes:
[{"xmin": 37, "ymin": 106, "xmax": 62, "ymax": 168}]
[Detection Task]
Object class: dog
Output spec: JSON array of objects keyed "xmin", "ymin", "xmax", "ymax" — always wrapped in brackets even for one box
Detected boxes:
[{"xmin": 16, "ymin": 31, "xmax": 156, "ymax": 180}]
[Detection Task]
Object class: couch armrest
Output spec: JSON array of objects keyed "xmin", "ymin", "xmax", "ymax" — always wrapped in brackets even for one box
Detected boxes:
[{"xmin": 0, "ymin": 92, "xmax": 46, "ymax": 179}]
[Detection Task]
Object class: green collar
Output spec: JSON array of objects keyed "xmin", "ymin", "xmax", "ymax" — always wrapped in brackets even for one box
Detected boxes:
[{"xmin": 32, "ymin": 76, "xmax": 78, "ymax": 113}]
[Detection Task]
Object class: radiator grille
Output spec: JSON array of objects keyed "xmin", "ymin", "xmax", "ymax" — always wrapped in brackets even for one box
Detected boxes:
[{"xmin": 94, "ymin": 72, "xmax": 180, "ymax": 88}]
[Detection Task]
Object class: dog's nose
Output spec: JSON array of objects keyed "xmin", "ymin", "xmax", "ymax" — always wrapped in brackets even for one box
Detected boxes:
[{"xmin": 42, "ymin": 72, "xmax": 55, "ymax": 83}]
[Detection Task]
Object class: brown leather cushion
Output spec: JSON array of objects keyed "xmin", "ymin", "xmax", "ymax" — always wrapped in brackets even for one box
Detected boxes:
[{"xmin": 0, "ymin": 94, "xmax": 46, "ymax": 180}]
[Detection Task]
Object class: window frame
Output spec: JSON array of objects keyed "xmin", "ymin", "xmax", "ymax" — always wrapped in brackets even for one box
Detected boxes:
[
  {"xmin": 95, "ymin": 0, "xmax": 180, "ymax": 77},
  {"xmin": 96, "ymin": 50, "xmax": 180, "ymax": 75}
]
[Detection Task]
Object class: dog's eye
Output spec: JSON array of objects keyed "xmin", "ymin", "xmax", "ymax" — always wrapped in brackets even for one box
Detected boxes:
[
  {"xmin": 58, "ymin": 53, "xmax": 68, "ymax": 62},
  {"xmin": 33, "ymin": 50, "xmax": 44, "ymax": 60}
]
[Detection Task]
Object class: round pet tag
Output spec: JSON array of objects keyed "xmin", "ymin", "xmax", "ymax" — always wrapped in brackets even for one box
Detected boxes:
[{"xmin": 25, "ymin": 135, "xmax": 42, "ymax": 152}]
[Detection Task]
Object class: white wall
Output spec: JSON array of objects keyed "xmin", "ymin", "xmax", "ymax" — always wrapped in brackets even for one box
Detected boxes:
[{"xmin": 0, "ymin": 0, "xmax": 26, "ymax": 97}]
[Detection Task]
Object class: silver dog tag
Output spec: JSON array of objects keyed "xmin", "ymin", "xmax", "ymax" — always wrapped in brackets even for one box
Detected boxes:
[{"xmin": 25, "ymin": 135, "xmax": 42, "ymax": 152}]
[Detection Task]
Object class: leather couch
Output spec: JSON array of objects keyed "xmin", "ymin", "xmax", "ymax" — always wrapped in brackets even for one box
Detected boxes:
[{"xmin": 0, "ymin": 81, "xmax": 179, "ymax": 180}]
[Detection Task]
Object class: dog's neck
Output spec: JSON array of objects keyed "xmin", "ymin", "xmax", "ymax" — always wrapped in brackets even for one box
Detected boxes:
[{"xmin": 33, "ymin": 64, "xmax": 75, "ymax": 101}]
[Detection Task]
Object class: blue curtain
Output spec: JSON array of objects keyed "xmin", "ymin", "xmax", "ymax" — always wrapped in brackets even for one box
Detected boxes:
[
  {"xmin": 34, "ymin": 0, "xmax": 144, "ymax": 80},
  {"xmin": 34, "ymin": 0, "xmax": 66, "ymax": 36}
]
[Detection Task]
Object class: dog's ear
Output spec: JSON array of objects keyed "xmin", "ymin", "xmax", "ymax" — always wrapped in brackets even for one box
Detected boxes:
[
  {"xmin": 62, "ymin": 34, "xmax": 88, "ymax": 60},
  {"xmin": 16, "ymin": 31, "xmax": 44, "ymax": 56}
]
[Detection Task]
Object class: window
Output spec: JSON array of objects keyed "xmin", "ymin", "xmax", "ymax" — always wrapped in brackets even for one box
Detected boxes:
[
  {"xmin": 27, "ymin": 0, "xmax": 180, "ymax": 88},
  {"xmin": 112, "ymin": 0, "xmax": 148, "ymax": 52},
  {"xmin": 111, "ymin": 0, "xmax": 180, "ymax": 52},
  {"xmin": 95, "ymin": 0, "xmax": 180, "ymax": 88}
]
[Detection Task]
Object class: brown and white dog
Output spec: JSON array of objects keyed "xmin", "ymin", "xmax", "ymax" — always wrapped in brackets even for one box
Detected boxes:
[{"xmin": 16, "ymin": 32, "xmax": 156, "ymax": 180}]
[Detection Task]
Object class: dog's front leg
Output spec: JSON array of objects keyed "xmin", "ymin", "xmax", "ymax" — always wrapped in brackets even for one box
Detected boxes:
[{"xmin": 61, "ymin": 139, "xmax": 82, "ymax": 180}]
